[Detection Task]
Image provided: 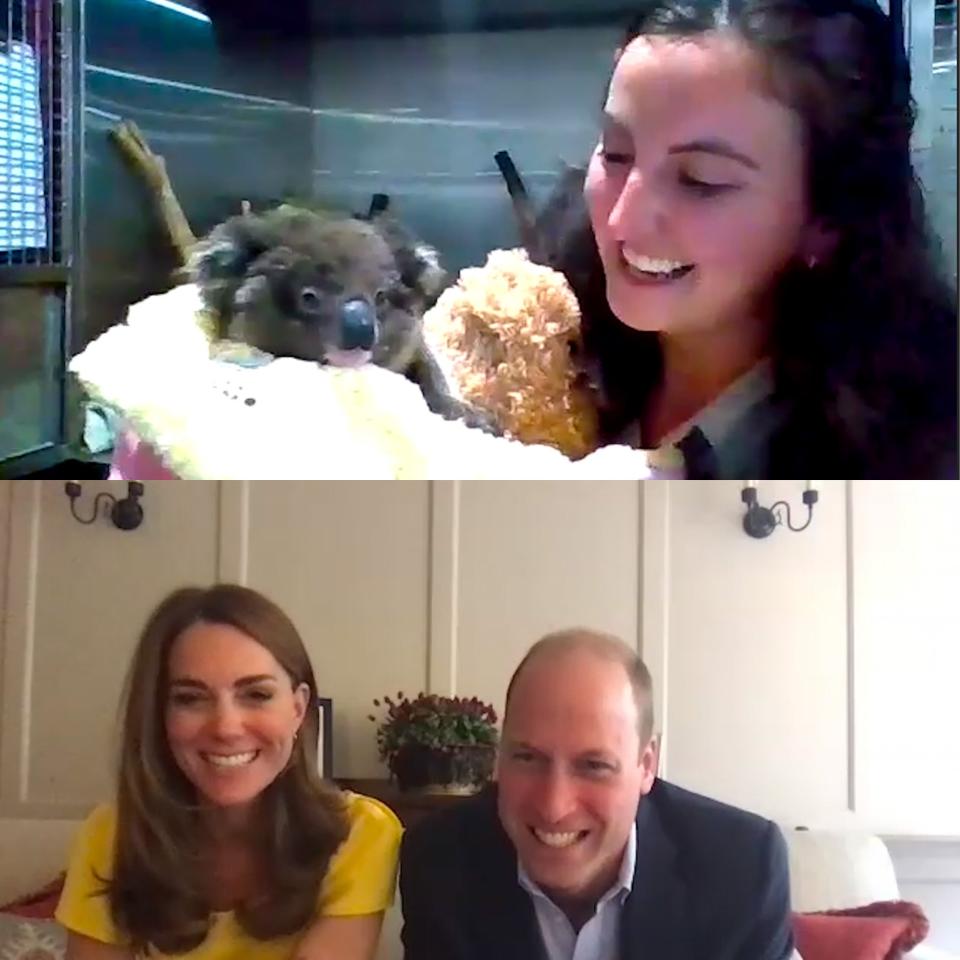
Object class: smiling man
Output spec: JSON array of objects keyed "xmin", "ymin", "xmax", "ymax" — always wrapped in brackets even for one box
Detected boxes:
[{"xmin": 399, "ymin": 628, "xmax": 794, "ymax": 960}]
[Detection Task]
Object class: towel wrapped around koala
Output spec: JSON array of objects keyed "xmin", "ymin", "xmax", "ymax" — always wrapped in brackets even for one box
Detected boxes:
[{"xmin": 69, "ymin": 284, "xmax": 675, "ymax": 479}]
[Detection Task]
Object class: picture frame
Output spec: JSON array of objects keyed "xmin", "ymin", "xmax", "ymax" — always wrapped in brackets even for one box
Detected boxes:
[{"xmin": 317, "ymin": 697, "xmax": 333, "ymax": 779}]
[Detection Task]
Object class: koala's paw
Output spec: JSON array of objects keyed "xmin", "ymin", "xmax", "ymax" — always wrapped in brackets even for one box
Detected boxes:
[
  {"xmin": 430, "ymin": 395, "xmax": 503, "ymax": 435},
  {"xmin": 190, "ymin": 220, "xmax": 244, "ymax": 284}
]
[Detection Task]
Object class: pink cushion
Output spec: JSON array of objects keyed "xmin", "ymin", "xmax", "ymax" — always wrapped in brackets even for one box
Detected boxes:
[
  {"xmin": 0, "ymin": 873, "xmax": 64, "ymax": 919},
  {"xmin": 110, "ymin": 424, "xmax": 178, "ymax": 479},
  {"xmin": 792, "ymin": 912, "xmax": 916, "ymax": 960}
]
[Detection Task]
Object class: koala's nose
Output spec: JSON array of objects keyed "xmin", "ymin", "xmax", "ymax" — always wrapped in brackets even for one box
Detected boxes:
[
  {"xmin": 298, "ymin": 286, "xmax": 324, "ymax": 316},
  {"xmin": 339, "ymin": 299, "xmax": 378, "ymax": 351}
]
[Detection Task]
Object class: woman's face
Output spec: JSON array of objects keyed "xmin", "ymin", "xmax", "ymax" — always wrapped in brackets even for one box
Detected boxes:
[
  {"xmin": 164, "ymin": 621, "xmax": 309, "ymax": 811},
  {"xmin": 585, "ymin": 32, "xmax": 812, "ymax": 337}
]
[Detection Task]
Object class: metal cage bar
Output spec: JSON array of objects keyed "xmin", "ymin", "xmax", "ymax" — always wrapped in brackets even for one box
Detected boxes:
[
  {"xmin": 0, "ymin": 0, "xmax": 77, "ymax": 473},
  {"xmin": 934, "ymin": 0, "xmax": 957, "ymax": 69},
  {"xmin": 0, "ymin": 0, "xmax": 69, "ymax": 270}
]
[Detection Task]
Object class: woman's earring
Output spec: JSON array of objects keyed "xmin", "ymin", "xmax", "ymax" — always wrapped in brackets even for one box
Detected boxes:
[{"xmin": 806, "ymin": 253, "xmax": 819, "ymax": 269}]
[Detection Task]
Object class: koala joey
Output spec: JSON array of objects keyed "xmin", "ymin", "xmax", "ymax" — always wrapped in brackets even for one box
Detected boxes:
[{"xmin": 188, "ymin": 203, "xmax": 498, "ymax": 432}]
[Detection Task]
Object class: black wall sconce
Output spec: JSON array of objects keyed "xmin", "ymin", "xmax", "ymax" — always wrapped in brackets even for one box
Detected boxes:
[
  {"xmin": 64, "ymin": 482, "xmax": 145, "ymax": 531},
  {"xmin": 741, "ymin": 482, "xmax": 819, "ymax": 538}
]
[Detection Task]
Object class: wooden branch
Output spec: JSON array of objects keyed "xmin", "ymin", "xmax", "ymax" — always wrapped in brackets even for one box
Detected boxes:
[
  {"xmin": 109, "ymin": 120, "xmax": 197, "ymax": 267},
  {"xmin": 493, "ymin": 149, "xmax": 543, "ymax": 261}
]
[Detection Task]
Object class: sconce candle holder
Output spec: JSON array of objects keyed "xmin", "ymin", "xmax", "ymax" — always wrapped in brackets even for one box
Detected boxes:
[
  {"xmin": 741, "ymin": 482, "xmax": 819, "ymax": 538},
  {"xmin": 64, "ymin": 481, "xmax": 145, "ymax": 531}
]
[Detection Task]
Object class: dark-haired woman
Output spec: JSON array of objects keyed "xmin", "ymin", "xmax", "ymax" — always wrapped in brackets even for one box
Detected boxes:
[
  {"xmin": 56, "ymin": 584, "xmax": 401, "ymax": 960},
  {"xmin": 547, "ymin": 0, "xmax": 958, "ymax": 478}
]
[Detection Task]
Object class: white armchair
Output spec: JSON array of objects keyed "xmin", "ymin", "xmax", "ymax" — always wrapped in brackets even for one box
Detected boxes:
[{"xmin": 782, "ymin": 826, "xmax": 958, "ymax": 960}]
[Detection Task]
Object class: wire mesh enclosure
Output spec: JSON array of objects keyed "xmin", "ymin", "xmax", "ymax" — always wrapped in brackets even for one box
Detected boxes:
[
  {"xmin": 934, "ymin": 0, "xmax": 958, "ymax": 69},
  {"xmin": 0, "ymin": 0, "xmax": 67, "ymax": 267},
  {"xmin": 0, "ymin": 0, "xmax": 74, "ymax": 473}
]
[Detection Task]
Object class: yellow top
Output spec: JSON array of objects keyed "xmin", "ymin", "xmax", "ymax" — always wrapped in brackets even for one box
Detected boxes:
[{"xmin": 55, "ymin": 792, "xmax": 402, "ymax": 959}]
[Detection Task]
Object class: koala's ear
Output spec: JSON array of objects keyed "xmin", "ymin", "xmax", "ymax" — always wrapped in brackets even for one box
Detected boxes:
[
  {"xmin": 397, "ymin": 240, "xmax": 448, "ymax": 305},
  {"xmin": 533, "ymin": 163, "xmax": 588, "ymax": 268},
  {"xmin": 188, "ymin": 213, "xmax": 278, "ymax": 314},
  {"xmin": 370, "ymin": 212, "xmax": 448, "ymax": 307}
]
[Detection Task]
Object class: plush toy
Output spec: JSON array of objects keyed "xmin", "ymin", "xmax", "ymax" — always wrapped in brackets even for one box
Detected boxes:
[
  {"xmin": 422, "ymin": 248, "xmax": 599, "ymax": 460},
  {"xmin": 68, "ymin": 283, "xmax": 674, "ymax": 479}
]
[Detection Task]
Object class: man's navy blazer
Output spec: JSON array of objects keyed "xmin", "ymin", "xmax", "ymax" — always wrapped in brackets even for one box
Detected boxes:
[{"xmin": 399, "ymin": 778, "xmax": 795, "ymax": 960}]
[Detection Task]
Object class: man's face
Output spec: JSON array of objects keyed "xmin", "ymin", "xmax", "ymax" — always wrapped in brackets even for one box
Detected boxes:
[{"xmin": 496, "ymin": 651, "xmax": 659, "ymax": 905}]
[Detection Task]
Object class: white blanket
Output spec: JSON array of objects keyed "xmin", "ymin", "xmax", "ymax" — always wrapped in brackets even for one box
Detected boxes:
[{"xmin": 69, "ymin": 285, "xmax": 676, "ymax": 480}]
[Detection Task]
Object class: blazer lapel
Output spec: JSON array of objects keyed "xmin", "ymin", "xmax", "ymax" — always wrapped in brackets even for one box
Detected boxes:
[
  {"xmin": 466, "ymin": 787, "xmax": 546, "ymax": 960},
  {"xmin": 620, "ymin": 790, "xmax": 696, "ymax": 960},
  {"xmin": 472, "ymin": 867, "xmax": 546, "ymax": 960}
]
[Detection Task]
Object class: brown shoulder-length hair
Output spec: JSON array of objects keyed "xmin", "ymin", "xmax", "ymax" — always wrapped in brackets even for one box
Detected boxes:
[
  {"xmin": 540, "ymin": 0, "xmax": 958, "ymax": 478},
  {"xmin": 106, "ymin": 583, "xmax": 349, "ymax": 955}
]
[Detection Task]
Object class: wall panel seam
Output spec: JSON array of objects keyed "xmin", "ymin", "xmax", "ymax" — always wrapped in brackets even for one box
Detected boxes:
[{"xmin": 427, "ymin": 481, "xmax": 459, "ymax": 696}]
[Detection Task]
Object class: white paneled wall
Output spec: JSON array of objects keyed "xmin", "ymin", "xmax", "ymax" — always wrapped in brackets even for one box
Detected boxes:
[
  {"xmin": 242, "ymin": 481, "xmax": 433, "ymax": 778},
  {"xmin": 451, "ymin": 481, "xmax": 640, "ymax": 717},
  {"xmin": 647, "ymin": 481, "xmax": 852, "ymax": 828},
  {"xmin": 639, "ymin": 480, "xmax": 960, "ymax": 839},
  {"xmin": 889, "ymin": 837, "xmax": 960, "ymax": 951},
  {"xmin": 850, "ymin": 481, "xmax": 960, "ymax": 837},
  {"xmin": 0, "ymin": 481, "xmax": 221, "ymax": 819}
]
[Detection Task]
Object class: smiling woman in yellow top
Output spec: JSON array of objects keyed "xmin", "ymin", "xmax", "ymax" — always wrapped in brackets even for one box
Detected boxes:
[{"xmin": 55, "ymin": 584, "xmax": 402, "ymax": 960}]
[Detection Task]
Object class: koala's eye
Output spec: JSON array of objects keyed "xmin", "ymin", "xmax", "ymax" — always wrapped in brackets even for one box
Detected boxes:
[
  {"xmin": 263, "ymin": 247, "xmax": 296, "ymax": 273},
  {"xmin": 298, "ymin": 286, "xmax": 327, "ymax": 316},
  {"xmin": 375, "ymin": 289, "xmax": 389, "ymax": 308}
]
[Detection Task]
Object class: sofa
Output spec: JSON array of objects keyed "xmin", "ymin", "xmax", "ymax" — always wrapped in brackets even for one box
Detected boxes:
[
  {"xmin": 1, "ymin": 818, "xmax": 956, "ymax": 959},
  {"xmin": 783, "ymin": 826, "xmax": 957, "ymax": 960}
]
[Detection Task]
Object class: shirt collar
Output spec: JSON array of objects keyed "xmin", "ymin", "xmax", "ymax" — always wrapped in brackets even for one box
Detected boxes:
[
  {"xmin": 659, "ymin": 357, "xmax": 774, "ymax": 450},
  {"xmin": 517, "ymin": 821, "xmax": 637, "ymax": 906},
  {"xmin": 644, "ymin": 358, "xmax": 778, "ymax": 477}
]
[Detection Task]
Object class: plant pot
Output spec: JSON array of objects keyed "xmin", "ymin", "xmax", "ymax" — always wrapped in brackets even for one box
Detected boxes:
[{"xmin": 391, "ymin": 743, "xmax": 495, "ymax": 794}]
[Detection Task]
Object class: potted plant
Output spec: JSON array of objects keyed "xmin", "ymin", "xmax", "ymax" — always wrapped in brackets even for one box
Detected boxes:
[{"xmin": 369, "ymin": 691, "xmax": 499, "ymax": 794}]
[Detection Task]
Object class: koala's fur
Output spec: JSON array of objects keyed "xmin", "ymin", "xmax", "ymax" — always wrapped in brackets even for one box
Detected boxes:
[{"xmin": 188, "ymin": 204, "xmax": 497, "ymax": 431}]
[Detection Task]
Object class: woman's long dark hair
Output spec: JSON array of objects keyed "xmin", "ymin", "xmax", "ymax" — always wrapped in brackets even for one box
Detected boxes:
[
  {"xmin": 106, "ymin": 584, "xmax": 349, "ymax": 955},
  {"xmin": 542, "ymin": 0, "xmax": 957, "ymax": 477}
]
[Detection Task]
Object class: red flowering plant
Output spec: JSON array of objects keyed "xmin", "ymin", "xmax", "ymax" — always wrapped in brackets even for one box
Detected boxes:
[{"xmin": 369, "ymin": 692, "xmax": 499, "ymax": 792}]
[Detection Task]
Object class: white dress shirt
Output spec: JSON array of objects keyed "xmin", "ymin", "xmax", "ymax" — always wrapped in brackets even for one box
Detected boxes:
[{"xmin": 517, "ymin": 824, "xmax": 637, "ymax": 960}]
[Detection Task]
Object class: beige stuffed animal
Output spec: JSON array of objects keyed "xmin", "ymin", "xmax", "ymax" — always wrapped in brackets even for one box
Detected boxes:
[{"xmin": 422, "ymin": 248, "xmax": 599, "ymax": 460}]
